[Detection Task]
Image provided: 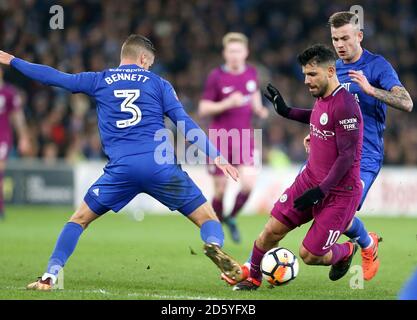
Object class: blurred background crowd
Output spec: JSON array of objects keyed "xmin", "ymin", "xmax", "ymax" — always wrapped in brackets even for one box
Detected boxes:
[{"xmin": 1, "ymin": 0, "xmax": 416, "ymax": 166}]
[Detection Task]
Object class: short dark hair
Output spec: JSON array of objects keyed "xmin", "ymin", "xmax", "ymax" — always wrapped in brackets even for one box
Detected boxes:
[
  {"xmin": 297, "ymin": 44, "xmax": 336, "ymax": 67},
  {"xmin": 328, "ymin": 11, "xmax": 360, "ymax": 29},
  {"xmin": 121, "ymin": 34, "xmax": 155, "ymax": 59}
]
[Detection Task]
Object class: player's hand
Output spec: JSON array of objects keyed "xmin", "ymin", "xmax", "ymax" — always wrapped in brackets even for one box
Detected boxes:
[
  {"xmin": 263, "ymin": 83, "xmax": 290, "ymax": 117},
  {"xmin": 0, "ymin": 50, "xmax": 15, "ymax": 66},
  {"xmin": 293, "ymin": 187, "xmax": 325, "ymax": 211},
  {"xmin": 214, "ymin": 156, "xmax": 239, "ymax": 181},
  {"xmin": 257, "ymin": 107, "xmax": 269, "ymax": 119},
  {"xmin": 18, "ymin": 135, "xmax": 31, "ymax": 156},
  {"xmin": 303, "ymin": 134, "xmax": 310, "ymax": 154},
  {"xmin": 225, "ymin": 92, "xmax": 245, "ymax": 109},
  {"xmin": 348, "ymin": 70, "xmax": 376, "ymax": 96}
]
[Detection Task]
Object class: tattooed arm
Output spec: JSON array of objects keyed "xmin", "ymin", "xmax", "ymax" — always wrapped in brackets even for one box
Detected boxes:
[
  {"xmin": 373, "ymin": 85, "xmax": 413, "ymax": 112},
  {"xmin": 349, "ymin": 70, "xmax": 414, "ymax": 113}
]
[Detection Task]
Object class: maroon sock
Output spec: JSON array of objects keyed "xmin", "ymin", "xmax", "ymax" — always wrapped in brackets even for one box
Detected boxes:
[
  {"xmin": 230, "ymin": 191, "xmax": 250, "ymax": 218},
  {"xmin": 249, "ymin": 241, "xmax": 266, "ymax": 281},
  {"xmin": 330, "ymin": 242, "xmax": 352, "ymax": 265},
  {"xmin": 212, "ymin": 197, "xmax": 224, "ymax": 222}
]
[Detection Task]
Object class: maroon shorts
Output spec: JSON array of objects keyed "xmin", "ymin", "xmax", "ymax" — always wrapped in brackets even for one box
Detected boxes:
[
  {"xmin": 271, "ymin": 174, "xmax": 361, "ymax": 257},
  {"xmin": 208, "ymin": 145, "xmax": 255, "ymax": 176}
]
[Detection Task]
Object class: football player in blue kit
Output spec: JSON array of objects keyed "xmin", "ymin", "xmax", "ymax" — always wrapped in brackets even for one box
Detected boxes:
[
  {"xmin": 304, "ymin": 12, "xmax": 413, "ymax": 281},
  {"xmin": 0, "ymin": 35, "xmax": 246, "ymax": 290}
]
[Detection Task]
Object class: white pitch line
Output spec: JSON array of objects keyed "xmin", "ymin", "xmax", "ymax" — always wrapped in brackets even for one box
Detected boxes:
[{"xmin": 2, "ymin": 286, "xmax": 225, "ymax": 300}]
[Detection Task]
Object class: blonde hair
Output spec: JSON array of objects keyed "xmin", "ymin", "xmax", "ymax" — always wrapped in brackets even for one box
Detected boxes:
[
  {"xmin": 121, "ymin": 34, "xmax": 155, "ymax": 59},
  {"xmin": 328, "ymin": 11, "xmax": 361, "ymax": 30},
  {"xmin": 222, "ymin": 32, "xmax": 248, "ymax": 48}
]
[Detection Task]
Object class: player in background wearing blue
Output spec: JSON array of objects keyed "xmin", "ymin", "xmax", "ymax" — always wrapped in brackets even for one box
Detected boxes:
[
  {"xmin": 304, "ymin": 12, "xmax": 413, "ymax": 281},
  {"xmin": 399, "ymin": 268, "xmax": 417, "ymax": 300},
  {"xmin": 0, "ymin": 35, "xmax": 247, "ymax": 291}
]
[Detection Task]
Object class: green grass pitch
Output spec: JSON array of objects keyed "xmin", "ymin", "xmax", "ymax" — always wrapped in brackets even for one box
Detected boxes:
[{"xmin": 0, "ymin": 206, "xmax": 416, "ymax": 300}]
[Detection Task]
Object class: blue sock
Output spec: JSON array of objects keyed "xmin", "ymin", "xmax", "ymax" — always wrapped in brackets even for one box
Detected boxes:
[
  {"xmin": 399, "ymin": 268, "xmax": 417, "ymax": 300},
  {"xmin": 344, "ymin": 217, "xmax": 371, "ymax": 248},
  {"xmin": 46, "ymin": 222, "xmax": 84, "ymax": 276},
  {"xmin": 200, "ymin": 220, "xmax": 224, "ymax": 248}
]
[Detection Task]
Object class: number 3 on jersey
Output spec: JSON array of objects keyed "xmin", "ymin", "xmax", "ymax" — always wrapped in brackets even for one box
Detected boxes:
[{"xmin": 114, "ymin": 89, "xmax": 142, "ymax": 128}]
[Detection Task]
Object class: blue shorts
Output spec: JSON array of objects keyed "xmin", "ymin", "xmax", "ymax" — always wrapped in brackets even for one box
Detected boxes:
[
  {"xmin": 358, "ymin": 161, "xmax": 382, "ymax": 210},
  {"xmin": 84, "ymin": 152, "xmax": 206, "ymax": 216}
]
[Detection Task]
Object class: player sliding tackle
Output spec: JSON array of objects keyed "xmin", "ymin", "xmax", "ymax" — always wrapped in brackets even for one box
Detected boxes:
[
  {"xmin": 0, "ymin": 35, "xmax": 247, "ymax": 291},
  {"xmin": 225, "ymin": 44, "xmax": 364, "ymax": 290}
]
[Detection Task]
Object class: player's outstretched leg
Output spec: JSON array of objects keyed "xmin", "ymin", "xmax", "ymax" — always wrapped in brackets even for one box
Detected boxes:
[
  {"xmin": 27, "ymin": 202, "xmax": 101, "ymax": 291},
  {"xmin": 188, "ymin": 202, "xmax": 246, "ymax": 283},
  {"xmin": 233, "ymin": 216, "xmax": 290, "ymax": 291},
  {"xmin": 344, "ymin": 217, "xmax": 382, "ymax": 280}
]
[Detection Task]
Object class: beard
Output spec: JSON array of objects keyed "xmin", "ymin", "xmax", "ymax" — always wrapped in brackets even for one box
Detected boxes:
[{"xmin": 311, "ymin": 85, "xmax": 327, "ymax": 98}]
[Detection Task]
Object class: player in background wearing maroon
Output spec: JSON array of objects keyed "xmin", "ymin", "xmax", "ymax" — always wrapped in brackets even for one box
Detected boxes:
[
  {"xmin": 0, "ymin": 66, "xmax": 30, "ymax": 220},
  {"xmin": 198, "ymin": 33, "xmax": 268, "ymax": 243},
  {"xmin": 231, "ymin": 44, "xmax": 363, "ymax": 290}
]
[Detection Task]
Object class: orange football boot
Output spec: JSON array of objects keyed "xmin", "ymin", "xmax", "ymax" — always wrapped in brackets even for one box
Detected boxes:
[{"xmin": 361, "ymin": 232, "xmax": 382, "ymax": 281}]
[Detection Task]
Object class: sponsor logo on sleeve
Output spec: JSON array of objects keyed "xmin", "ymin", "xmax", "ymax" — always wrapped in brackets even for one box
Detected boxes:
[{"xmin": 339, "ymin": 118, "xmax": 358, "ymax": 131}]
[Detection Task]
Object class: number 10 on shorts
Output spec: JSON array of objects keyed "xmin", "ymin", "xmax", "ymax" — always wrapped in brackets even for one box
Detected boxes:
[{"xmin": 323, "ymin": 230, "xmax": 341, "ymax": 250}]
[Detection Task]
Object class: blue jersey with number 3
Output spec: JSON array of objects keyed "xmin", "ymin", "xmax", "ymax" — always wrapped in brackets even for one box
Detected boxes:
[
  {"xmin": 336, "ymin": 49, "xmax": 402, "ymax": 167},
  {"xmin": 71, "ymin": 64, "xmax": 181, "ymax": 160}
]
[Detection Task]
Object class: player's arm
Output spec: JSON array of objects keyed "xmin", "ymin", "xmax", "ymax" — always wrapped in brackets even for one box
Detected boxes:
[
  {"xmin": 198, "ymin": 70, "xmax": 245, "ymax": 117},
  {"xmin": 0, "ymin": 50, "xmax": 97, "ymax": 95},
  {"xmin": 166, "ymin": 107, "xmax": 238, "ymax": 181},
  {"xmin": 264, "ymin": 83, "xmax": 311, "ymax": 123},
  {"xmin": 294, "ymin": 98, "xmax": 361, "ymax": 211},
  {"xmin": 10, "ymin": 93, "xmax": 31, "ymax": 155},
  {"xmin": 372, "ymin": 86, "xmax": 413, "ymax": 112},
  {"xmin": 10, "ymin": 109, "xmax": 30, "ymax": 156},
  {"xmin": 162, "ymin": 80, "xmax": 238, "ymax": 180},
  {"xmin": 198, "ymin": 92, "xmax": 246, "ymax": 117},
  {"xmin": 251, "ymin": 90, "xmax": 269, "ymax": 119},
  {"xmin": 349, "ymin": 58, "xmax": 413, "ymax": 112}
]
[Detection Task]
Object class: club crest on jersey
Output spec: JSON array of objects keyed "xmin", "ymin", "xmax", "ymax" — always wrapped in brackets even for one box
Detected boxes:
[
  {"xmin": 279, "ymin": 194, "xmax": 288, "ymax": 203},
  {"xmin": 246, "ymin": 80, "xmax": 257, "ymax": 93},
  {"xmin": 320, "ymin": 113, "xmax": 328, "ymax": 125}
]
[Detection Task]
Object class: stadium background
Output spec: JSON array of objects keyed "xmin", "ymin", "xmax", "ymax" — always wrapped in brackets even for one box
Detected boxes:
[
  {"xmin": 1, "ymin": 0, "xmax": 416, "ymax": 165},
  {"xmin": 0, "ymin": 0, "xmax": 417, "ymax": 301},
  {"xmin": 1, "ymin": 0, "xmax": 416, "ymax": 215}
]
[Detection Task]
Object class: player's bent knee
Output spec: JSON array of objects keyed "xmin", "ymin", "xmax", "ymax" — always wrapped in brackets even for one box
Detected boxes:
[
  {"xmin": 69, "ymin": 214, "xmax": 93, "ymax": 229},
  {"xmin": 69, "ymin": 202, "xmax": 100, "ymax": 229},
  {"xmin": 299, "ymin": 246, "xmax": 322, "ymax": 265},
  {"xmin": 259, "ymin": 222, "xmax": 285, "ymax": 246}
]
